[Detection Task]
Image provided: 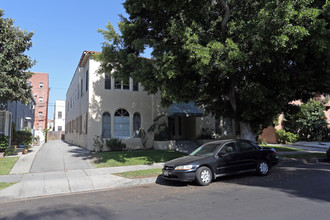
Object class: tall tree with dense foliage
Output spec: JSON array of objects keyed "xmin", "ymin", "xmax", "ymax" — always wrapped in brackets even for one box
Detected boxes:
[
  {"xmin": 97, "ymin": 0, "xmax": 330, "ymax": 142},
  {"xmin": 0, "ymin": 9, "xmax": 35, "ymax": 104}
]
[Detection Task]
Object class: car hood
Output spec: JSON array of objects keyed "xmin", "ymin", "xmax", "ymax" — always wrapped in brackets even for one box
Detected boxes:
[{"xmin": 165, "ymin": 155, "xmax": 206, "ymax": 166}]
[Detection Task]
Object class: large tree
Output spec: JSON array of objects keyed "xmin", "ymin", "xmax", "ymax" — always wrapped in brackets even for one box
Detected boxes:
[
  {"xmin": 97, "ymin": 0, "xmax": 329, "ymax": 142},
  {"xmin": 0, "ymin": 9, "xmax": 35, "ymax": 104}
]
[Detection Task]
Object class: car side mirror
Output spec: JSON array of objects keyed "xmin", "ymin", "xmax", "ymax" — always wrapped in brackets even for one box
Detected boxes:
[{"xmin": 218, "ymin": 151, "xmax": 226, "ymax": 157}]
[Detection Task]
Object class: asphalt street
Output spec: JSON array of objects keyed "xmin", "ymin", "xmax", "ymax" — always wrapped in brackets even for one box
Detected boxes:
[{"xmin": 1, "ymin": 160, "xmax": 329, "ymax": 220}]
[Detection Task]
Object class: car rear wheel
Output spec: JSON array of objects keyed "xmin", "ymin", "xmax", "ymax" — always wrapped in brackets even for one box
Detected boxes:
[
  {"xmin": 195, "ymin": 166, "xmax": 212, "ymax": 186},
  {"xmin": 256, "ymin": 160, "xmax": 269, "ymax": 176}
]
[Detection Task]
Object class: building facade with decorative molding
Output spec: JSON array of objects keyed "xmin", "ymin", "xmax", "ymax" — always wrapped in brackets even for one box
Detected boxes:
[{"xmin": 65, "ymin": 51, "xmax": 221, "ymax": 151}]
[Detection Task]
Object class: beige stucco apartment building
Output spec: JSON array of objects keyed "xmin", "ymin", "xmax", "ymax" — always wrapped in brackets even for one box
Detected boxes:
[{"xmin": 65, "ymin": 51, "xmax": 227, "ymax": 151}]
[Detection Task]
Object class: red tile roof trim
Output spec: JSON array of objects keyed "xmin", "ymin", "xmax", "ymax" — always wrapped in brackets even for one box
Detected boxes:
[{"xmin": 78, "ymin": 50, "xmax": 101, "ymax": 67}]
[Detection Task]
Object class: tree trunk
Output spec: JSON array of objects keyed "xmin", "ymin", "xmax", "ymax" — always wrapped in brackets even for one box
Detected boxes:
[
  {"xmin": 227, "ymin": 80, "xmax": 256, "ymax": 143},
  {"xmin": 218, "ymin": 0, "xmax": 230, "ymax": 33},
  {"xmin": 239, "ymin": 121, "xmax": 256, "ymax": 143}
]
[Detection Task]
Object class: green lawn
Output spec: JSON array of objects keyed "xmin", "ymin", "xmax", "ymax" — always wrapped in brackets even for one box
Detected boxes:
[
  {"xmin": 114, "ymin": 168, "xmax": 162, "ymax": 179},
  {"xmin": 94, "ymin": 150, "xmax": 186, "ymax": 168},
  {"xmin": 0, "ymin": 157, "xmax": 18, "ymax": 175},
  {"xmin": 281, "ymin": 152, "xmax": 326, "ymax": 159},
  {"xmin": 0, "ymin": 182, "xmax": 17, "ymax": 191},
  {"xmin": 260, "ymin": 145, "xmax": 302, "ymax": 152}
]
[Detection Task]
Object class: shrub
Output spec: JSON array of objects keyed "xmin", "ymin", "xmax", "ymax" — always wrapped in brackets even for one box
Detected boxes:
[
  {"xmin": 296, "ymin": 100, "xmax": 329, "ymax": 141},
  {"xmin": 154, "ymin": 126, "xmax": 171, "ymax": 141},
  {"xmin": 275, "ymin": 130, "xmax": 298, "ymax": 144},
  {"xmin": 257, "ymin": 138, "xmax": 267, "ymax": 145},
  {"xmin": 106, "ymin": 138, "xmax": 126, "ymax": 151},
  {"xmin": 14, "ymin": 130, "xmax": 33, "ymax": 148},
  {"xmin": 199, "ymin": 128, "xmax": 214, "ymax": 139},
  {"xmin": 0, "ymin": 135, "xmax": 9, "ymax": 152},
  {"xmin": 4, "ymin": 146, "xmax": 17, "ymax": 156},
  {"xmin": 282, "ymin": 99, "xmax": 329, "ymax": 142}
]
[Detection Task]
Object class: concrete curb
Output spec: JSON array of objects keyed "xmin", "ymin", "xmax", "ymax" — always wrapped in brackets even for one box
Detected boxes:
[
  {"xmin": 0, "ymin": 177, "xmax": 159, "ymax": 204},
  {"xmin": 0, "ymin": 161, "xmax": 165, "ymax": 202},
  {"xmin": 0, "ymin": 169, "xmax": 161, "ymax": 203}
]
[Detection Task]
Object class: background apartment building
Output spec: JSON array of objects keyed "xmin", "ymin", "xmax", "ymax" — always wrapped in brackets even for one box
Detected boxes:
[
  {"xmin": 0, "ymin": 99, "xmax": 35, "ymax": 144},
  {"xmin": 65, "ymin": 51, "xmax": 218, "ymax": 151},
  {"xmin": 65, "ymin": 51, "xmax": 160, "ymax": 150},
  {"xmin": 53, "ymin": 100, "xmax": 65, "ymax": 132},
  {"xmin": 29, "ymin": 72, "xmax": 49, "ymax": 140}
]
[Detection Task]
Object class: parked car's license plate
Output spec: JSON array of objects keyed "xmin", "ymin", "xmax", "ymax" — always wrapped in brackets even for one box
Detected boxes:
[{"xmin": 163, "ymin": 170, "xmax": 169, "ymax": 176}]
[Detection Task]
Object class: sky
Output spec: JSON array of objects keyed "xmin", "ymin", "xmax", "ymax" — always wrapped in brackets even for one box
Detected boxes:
[{"xmin": 1, "ymin": 0, "xmax": 128, "ymax": 120}]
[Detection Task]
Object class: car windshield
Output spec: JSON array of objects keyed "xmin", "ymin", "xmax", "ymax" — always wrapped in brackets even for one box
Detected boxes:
[{"xmin": 190, "ymin": 143, "xmax": 219, "ymax": 157}]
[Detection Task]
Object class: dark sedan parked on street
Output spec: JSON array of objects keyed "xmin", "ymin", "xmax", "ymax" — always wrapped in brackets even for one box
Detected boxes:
[{"xmin": 162, "ymin": 139, "xmax": 279, "ymax": 186}]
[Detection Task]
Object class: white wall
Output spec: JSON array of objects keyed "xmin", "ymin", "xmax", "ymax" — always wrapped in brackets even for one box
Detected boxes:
[
  {"xmin": 54, "ymin": 100, "xmax": 65, "ymax": 131},
  {"xmin": 86, "ymin": 58, "xmax": 156, "ymax": 150},
  {"xmin": 65, "ymin": 54, "xmax": 159, "ymax": 150}
]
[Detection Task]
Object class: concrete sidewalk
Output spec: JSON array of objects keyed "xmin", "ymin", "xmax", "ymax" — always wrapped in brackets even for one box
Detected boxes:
[
  {"xmin": 0, "ymin": 141, "xmax": 164, "ymax": 202},
  {"xmin": 0, "ymin": 163, "xmax": 164, "ymax": 202},
  {"xmin": 9, "ymin": 142, "xmax": 44, "ymax": 174},
  {"xmin": 270, "ymin": 141, "xmax": 329, "ymax": 153}
]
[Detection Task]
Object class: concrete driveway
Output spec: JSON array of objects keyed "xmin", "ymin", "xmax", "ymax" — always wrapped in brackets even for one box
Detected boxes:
[{"xmin": 30, "ymin": 140, "xmax": 94, "ymax": 173}]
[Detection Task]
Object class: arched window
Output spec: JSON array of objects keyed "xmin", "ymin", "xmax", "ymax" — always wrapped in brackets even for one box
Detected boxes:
[
  {"xmin": 114, "ymin": 109, "xmax": 130, "ymax": 138},
  {"xmin": 133, "ymin": 113, "xmax": 141, "ymax": 138},
  {"xmin": 102, "ymin": 112, "xmax": 111, "ymax": 138}
]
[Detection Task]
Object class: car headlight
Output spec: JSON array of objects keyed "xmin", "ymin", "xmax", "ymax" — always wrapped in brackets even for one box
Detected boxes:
[{"xmin": 174, "ymin": 165, "xmax": 195, "ymax": 170}]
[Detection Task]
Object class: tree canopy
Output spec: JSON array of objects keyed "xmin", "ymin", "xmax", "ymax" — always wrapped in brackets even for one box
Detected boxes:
[
  {"xmin": 97, "ymin": 0, "xmax": 330, "ymax": 141},
  {"xmin": 0, "ymin": 9, "xmax": 35, "ymax": 104}
]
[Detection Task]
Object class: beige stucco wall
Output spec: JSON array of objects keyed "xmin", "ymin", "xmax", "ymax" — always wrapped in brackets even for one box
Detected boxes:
[
  {"xmin": 65, "ymin": 62, "xmax": 89, "ymax": 148},
  {"xmin": 66, "ymin": 55, "xmax": 159, "ymax": 150}
]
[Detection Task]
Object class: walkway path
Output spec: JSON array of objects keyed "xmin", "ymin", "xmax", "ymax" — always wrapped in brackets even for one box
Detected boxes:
[{"xmin": 30, "ymin": 140, "xmax": 94, "ymax": 173}]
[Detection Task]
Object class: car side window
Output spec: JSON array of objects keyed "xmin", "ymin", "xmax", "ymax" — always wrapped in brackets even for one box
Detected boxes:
[
  {"xmin": 238, "ymin": 142, "xmax": 256, "ymax": 152},
  {"xmin": 220, "ymin": 143, "xmax": 236, "ymax": 155}
]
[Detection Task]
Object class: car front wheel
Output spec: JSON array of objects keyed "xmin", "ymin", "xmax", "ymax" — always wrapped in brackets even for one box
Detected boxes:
[
  {"xmin": 195, "ymin": 166, "xmax": 212, "ymax": 186},
  {"xmin": 256, "ymin": 160, "xmax": 269, "ymax": 176}
]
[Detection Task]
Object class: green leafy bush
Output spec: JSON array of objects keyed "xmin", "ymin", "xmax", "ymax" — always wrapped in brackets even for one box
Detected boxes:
[
  {"xmin": 296, "ymin": 100, "xmax": 329, "ymax": 141},
  {"xmin": 0, "ymin": 135, "xmax": 9, "ymax": 152},
  {"xmin": 4, "ymin": 146, "xmax": 17, "ymax": 156},
  {"xmin": 106, "ymin": 138, "xmax": 126, "ymax": 151},
  {"xmin": 14, "ymin": 130, "xmax": 33, "ymax": 148},
  {"xmin": 275, "ymin": 130, "xmax": 298, "ymax": 144},
  {"xmin": 282, "ymin": 99, "xmax": 329, "ymax": 141},
  {"xmin": 154, "ymin": 126, "xmax": 171, "ymax": 141},
  {"xmin": 257, "ymin": 138, "xmax": 267, "ymax": 145}
]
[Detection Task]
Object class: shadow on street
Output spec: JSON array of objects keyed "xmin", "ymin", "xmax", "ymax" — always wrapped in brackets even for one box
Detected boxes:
[
  {"xmin": 156, "ymin": 160, "xmax": 330, "ymax": 202},
  {"xmin": 0, "ymin": 205, "xmax": 113, "ymax": 220}
]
